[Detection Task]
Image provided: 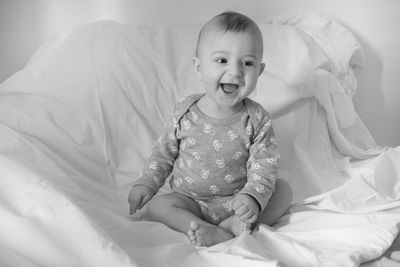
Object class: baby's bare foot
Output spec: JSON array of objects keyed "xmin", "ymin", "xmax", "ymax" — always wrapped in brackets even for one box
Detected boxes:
[
  {"xmin": 186, "ymin": 221, "xmax": 234, "ymax": 247},
  {"xmin": 219, "ymin": 215, "xmax": 251, "ymax": 236}
]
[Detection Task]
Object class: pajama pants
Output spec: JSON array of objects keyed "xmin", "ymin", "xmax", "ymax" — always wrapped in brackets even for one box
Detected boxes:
[{"xmin": 193, "ymin": 195, "xmax": 236, "ymax": 225}]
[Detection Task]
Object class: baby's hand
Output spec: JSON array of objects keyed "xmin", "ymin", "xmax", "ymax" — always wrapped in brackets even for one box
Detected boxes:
[
  {"xmin": 231, "ymin": 194, "xmax": 260, "ymax": 223},
  {"xmin": 128, "ymin": 185, "xmax": 155, "ymax": 215}
]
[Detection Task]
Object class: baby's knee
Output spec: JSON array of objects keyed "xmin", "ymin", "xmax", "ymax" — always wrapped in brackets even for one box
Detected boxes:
[
  {"xmin": 147, "ymin": 193, "xmax": 198, "ymax": 220},
  {"xmin": 275, "ymin": 178, "xmax": 293, "ymax": 207},
  {"xmin": 147, "ymin": 194, "xmax": 169, "ymax": 218}
]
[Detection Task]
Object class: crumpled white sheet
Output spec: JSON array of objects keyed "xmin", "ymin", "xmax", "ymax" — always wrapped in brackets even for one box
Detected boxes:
[{"xmin": 0, "ymin": 12, "xmax": 399, "ymax": 267}]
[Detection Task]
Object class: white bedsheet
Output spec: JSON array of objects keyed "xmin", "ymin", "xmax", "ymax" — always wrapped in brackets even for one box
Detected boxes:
[{"xmin": 0, "ymin": 13, "xmax": 399, "ymax": 267}]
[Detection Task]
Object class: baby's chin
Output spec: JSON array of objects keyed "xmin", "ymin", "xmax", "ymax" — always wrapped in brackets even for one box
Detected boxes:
[{"xmin": 215, "ymin": 93, "xmax": 245, "ymax": 109}]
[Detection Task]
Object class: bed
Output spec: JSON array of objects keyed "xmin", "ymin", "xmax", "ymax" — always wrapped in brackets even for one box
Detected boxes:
[{"xmin": 0, "ymin": 12, "xmax": 399, "ymax": 267}]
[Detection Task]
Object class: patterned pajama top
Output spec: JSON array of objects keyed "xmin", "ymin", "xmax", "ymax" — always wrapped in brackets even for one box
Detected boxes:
[{"xmin": 133, "ymin": 94, "xmax": 279, "ymax": 213}]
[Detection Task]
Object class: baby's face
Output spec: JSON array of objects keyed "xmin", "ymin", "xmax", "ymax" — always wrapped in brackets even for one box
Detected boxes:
[{"xmin": 194, "ymin": 27, "xmax": 265, "ymax": 110}]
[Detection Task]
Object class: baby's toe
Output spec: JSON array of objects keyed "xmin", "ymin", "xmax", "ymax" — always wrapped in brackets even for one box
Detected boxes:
[
  {"xmin": 190, "ymin": 221, "xmax": 200, "ymax": 231},
  {"xmin": 187, "ymin": 229, "xmax": 195, "ymax": 236},
  {"xmin": 241, "ymin": 222, "xmax": 252, "ymax": 232},
  {"xmin": 188, "ymin": 234, "xmax": 196, "ymax": 241}
]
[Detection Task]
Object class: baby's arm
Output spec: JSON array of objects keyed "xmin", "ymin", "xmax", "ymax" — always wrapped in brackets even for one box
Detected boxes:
[
  {"xmin": 129, "ymin": 114, "xmax": 180, "ymax": 213},
  {"xmin": 239, "ymin": 109, "xmax": 279, "ymax": 219}
]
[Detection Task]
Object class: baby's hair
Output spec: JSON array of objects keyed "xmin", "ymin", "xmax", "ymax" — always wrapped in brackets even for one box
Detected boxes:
[
  {"xmin": 195, "ymin": 11, "xmax": 261, "ymax": 56},
  {"xmin": 214, "ymin": 11, "xmax": 254, "ymax": 33}
]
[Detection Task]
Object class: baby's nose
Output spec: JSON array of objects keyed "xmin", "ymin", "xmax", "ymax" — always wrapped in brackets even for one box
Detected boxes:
[{"xmin": 228, "ymin": 63, "xmax": 243, "ymax": 77}]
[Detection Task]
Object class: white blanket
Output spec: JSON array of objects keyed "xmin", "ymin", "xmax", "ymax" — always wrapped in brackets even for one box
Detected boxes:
[{"xmin": 0, "ymin": 13, "xmax": 399, "ymax": 267}]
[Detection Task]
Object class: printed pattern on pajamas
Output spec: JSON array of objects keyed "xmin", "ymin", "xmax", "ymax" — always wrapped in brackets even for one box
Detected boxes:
[{"xmin": 133, "ymin": 94, "xmax": 279, "ymax": 225}]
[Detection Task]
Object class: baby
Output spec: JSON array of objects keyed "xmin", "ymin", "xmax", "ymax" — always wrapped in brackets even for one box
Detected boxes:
[{"xmin": 128, "ymin": 11, "xmax": 292, "ymax": 247}]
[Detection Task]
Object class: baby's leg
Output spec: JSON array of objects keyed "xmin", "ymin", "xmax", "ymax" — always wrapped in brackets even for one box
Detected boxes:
[
  {"xmin": 187, "ymin": 220, "xmax": 234, "ymax": 247},
  {"xmin": 192, "ymin": 197, "xmax": 250, "ymax": 241},
  {"xmin": 147, "ymin": 193, "xmax": 233, "ymax": 247},
  {"xmin": 219, "ymin": 215, "xmax": 251, "ymax": 235},
  {"xmin": 257, "ymin": 178, "xmax": 292, "ymax": 226}
]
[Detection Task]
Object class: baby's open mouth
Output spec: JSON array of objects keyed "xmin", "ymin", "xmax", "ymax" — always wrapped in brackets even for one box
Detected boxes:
[{"xmin": 221, "ymin": 83, "xmax": 239, "ymax": 94}]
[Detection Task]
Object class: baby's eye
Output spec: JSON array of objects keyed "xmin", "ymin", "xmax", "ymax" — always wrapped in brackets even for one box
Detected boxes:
[
  {"xmin": 243, "ymin": 61, "xmax": 255, "ymax": 67},
  {"xmin": 216, "ymin": 58, "xmax": 228, "ymax": 64}
]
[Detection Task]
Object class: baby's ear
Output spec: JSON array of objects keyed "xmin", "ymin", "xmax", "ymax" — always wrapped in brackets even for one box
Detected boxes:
[
  {"xmin": 259, "ymin": 62, "xmax": 266, "ymax": 76},
  {"xmin": 193, "ymin": 57, "xmax": 203, "ymax": 80}
]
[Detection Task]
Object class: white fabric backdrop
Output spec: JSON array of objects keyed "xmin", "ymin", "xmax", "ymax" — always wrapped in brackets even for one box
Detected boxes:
[{"xmin": 0, "ymin": 13, "xmax": 399, "ymax": 267}]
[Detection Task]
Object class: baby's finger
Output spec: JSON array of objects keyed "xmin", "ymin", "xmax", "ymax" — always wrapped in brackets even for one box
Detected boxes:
[
  {"xmin": 246, "ymin": 214, "xmax": 258, "ymax": 223},
  {"xmin": 231, "ymin": 199, "xmax": 242, "ymax": 211},
  {"xmin": 234, "ymin": 206, "xmax": 248, "ymax": 217},
  {"xmin": 129, "ymin": 205, "xmax": 134, "ymax": 215},
  {"xmin": 239, "ymin": 210, "xmax": 253, "ymax": 221},
  {"xmin": 129, "ymin": 204, "xmax": 136, "ymax": 215},
  {"xmin": 129, "ymin": 200, "xmax": 141, "ymax": 215}
]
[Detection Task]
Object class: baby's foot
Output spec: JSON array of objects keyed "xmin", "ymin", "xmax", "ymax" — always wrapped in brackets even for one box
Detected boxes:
[
  {"xmin": 187, "ymin": 221, "xmax": 234, "ymax": 247},
  {"xmin": 219, "ymin": 215, "xmax": 251, "ymax": 236}
]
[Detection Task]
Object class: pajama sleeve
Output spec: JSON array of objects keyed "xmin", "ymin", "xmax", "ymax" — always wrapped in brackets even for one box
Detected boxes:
[
  {"xmin": 132, "ymin": 114, "xmax": 180, "ymax": 194},
  {"xmin": 240, "ymin": 110, "xmax": 279, "ymax": 212}
]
